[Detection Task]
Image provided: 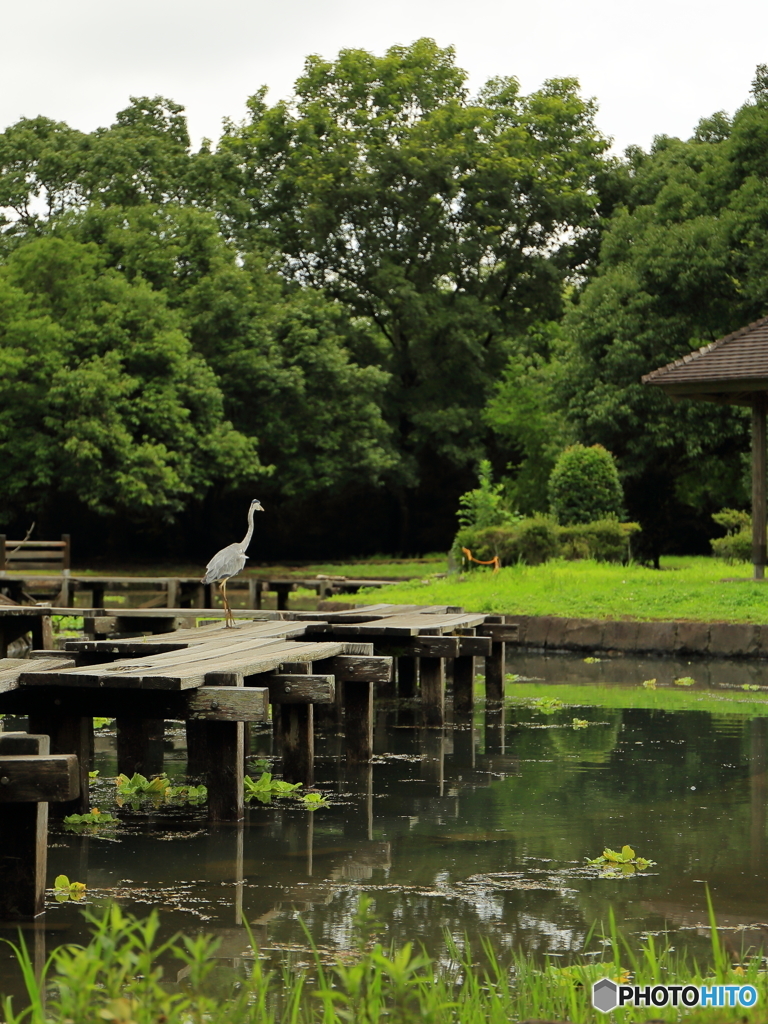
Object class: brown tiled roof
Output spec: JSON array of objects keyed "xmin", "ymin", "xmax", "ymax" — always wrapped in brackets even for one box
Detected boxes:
[{"xmin": 642, "ymin": 316, "xmax": 768, "ymax": 392}]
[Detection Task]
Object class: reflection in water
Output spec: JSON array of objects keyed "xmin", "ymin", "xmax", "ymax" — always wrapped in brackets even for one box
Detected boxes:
[{"xmin": 2, "ymin": 651, "xmax": 768, "ymax": 999}]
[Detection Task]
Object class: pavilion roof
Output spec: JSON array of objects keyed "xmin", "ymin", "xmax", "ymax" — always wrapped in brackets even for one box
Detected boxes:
[{"xmin": 642, "ymin": 316, "xmax": 768, "ymax": 404}]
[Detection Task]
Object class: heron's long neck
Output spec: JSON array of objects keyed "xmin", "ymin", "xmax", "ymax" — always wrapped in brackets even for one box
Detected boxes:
[{"xmin": 241, "ymin": 505, "xmax": 256, "ymax": 551}]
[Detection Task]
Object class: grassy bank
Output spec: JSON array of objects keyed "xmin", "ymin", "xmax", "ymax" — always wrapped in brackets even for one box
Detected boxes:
[
  {"xmin": 353, "ymin": 556, "xmax": 768, "ymax": 623},
  {"xmin": 2, "ymin": 902, "xmax": 766, "ymax": 1024}
]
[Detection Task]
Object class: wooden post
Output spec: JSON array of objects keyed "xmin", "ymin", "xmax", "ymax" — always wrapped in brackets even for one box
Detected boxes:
[
  {"xmin": 453, "ymin": 655, "xmax": 475, "ymax": 715},
  {"xmin": 0, "ymin": 534, "xmax": 6, "ymax": 571},
  {"xmin": 420, "ymin": 657, "xmax": 444, "ymax": 726},
  {"xmin": 753, "ymin": 394, "xmax": 767, "ymax": 580},
  {"xmin": 344, "ymin": 681, "xmax": 374, "ymax": 763},
  {"xmin": 0, "ymin": 734, "xmax": 50, "ymax": 919},
  {"xmin": 486, "ymin": 642, "xmax": 505, "ymax": 702},
  {"xmin": 397, "ymin": 656, "xmax": 418, "ymax": 698},
  {"xmin": 204, "ymin": 672, "xmax": 245, "ymax": 822},
  {"xmin": 61, "ymin": 534, "xmax": 71, "ymax": 571},
  {"xmin": 27, "ymin": 713, "xmax": 92, "ymax": 816},
  {"xmin": 280, "ymin": 705, "xmax": 314, "ymax": 786},
  {"xmin": 116, "ymin": 718, "xmax": 165, "ymax": 777},
  {"xmin": 273, "ymin": 662, "xmax": 315, "ymax": 786},
  {"xmin": 166, "ymin": 579, "xmax": 179, "ymax": 608},
  {"xmin": 30, "ymin": 615, "xmax": 53, "ymax": 652}
]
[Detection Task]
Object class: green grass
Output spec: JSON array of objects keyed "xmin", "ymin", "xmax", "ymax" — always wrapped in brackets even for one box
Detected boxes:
[
  {"xmin": 2, "ymin": 902, "xmax": 766, "ymax": 1024},
  {"xmin": 348, "ymin": 556, "xmax": 768, "ymax": 623}
]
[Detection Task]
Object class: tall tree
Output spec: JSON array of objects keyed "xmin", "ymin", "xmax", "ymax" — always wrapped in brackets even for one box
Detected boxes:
[
  {"xmin": 217, "ymin": 39, "xmax": 612, "ymax": 539},
  {"xmin": 560, "ymin": 75, "xmax": 768, "ymax": 559}
]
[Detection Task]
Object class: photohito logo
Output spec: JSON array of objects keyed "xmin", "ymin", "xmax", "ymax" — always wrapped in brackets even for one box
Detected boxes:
[{"xmin": 592, "ymin": 977, "xmax": 758, "ymax": 1012}]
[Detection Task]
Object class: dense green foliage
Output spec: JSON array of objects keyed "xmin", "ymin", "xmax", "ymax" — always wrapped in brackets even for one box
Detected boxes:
[
  {"xmin": 455, "ymin": 516, "xmax": 639, "ymax": 566},
  {"xmin": 2, "ymin": 49, "xmax": 768, "ymax": 559},
  {"xmin": 548, "ymin": 444, "xmax": 624, "ymax": 524}
]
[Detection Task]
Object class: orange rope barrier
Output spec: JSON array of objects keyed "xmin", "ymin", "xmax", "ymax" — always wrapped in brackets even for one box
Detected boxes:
[{"xmin": 461, "ymin": 547, "xmax": 500, "ymax": 573}]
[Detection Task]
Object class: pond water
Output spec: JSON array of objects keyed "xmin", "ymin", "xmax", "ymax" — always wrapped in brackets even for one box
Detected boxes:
[{"xmin": 2, "ymin": 650, "xmax": 768, "ymax": 998}]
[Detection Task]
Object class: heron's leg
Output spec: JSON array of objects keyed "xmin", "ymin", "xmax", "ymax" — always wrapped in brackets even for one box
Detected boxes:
[{"xmin": 221, "ymin": 580, "xmax": 234, "ymax": 627}]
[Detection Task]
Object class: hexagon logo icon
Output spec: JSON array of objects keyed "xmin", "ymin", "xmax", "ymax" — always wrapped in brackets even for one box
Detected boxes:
[{"xmin": 593, "ymin": 978, "xmax": 618, "ymax": 1013}]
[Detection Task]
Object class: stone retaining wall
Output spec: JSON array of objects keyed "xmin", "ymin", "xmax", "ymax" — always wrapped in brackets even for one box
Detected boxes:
[{"xmin": 506, "ymin": 615, "xmax": 766, "ymax": 659}]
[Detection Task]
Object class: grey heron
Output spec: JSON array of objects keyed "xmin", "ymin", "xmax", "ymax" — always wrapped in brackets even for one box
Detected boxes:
[{"xmin": 202, "ymin": 498, "xmax": 264, "ymax": 626}]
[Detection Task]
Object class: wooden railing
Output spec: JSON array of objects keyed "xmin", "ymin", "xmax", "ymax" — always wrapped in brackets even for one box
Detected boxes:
[{"xmin": 0, "ymin": 534, "xmax": 71, "ymax": 571}]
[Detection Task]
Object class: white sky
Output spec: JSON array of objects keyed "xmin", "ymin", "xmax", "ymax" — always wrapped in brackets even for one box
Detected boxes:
[{"xmin": 3, "ymin": 0, "xmax": 766, "ymax": 156}]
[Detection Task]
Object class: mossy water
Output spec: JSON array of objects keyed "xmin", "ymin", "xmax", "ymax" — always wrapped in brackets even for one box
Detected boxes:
[{"xmin": 2, "ymin": 650, "xmax": 768, "ymax": 1009}]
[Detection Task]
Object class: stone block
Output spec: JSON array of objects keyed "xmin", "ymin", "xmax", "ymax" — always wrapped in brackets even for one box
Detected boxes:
[
  {"xmin": 674, "ymin": 621, "xmax": 710, "ymax": 656},
  {"xmin": 523, "ymin": 616, "xmax": 550, "ymax": 648},
  {"xmin": 634, "ymin": 621, "xmax": 677, "ymax": 653},
  {"xmin": 708, "ymin": 622, "xmax": 760, "ymax": 658},
  {"xmin": 602, "ymin": 620, "xmax": 640, "ymax": 651},
  {"xmin": 545, "ymin": 617, "xmax": 570, "ymax": 648},
  {"xmin": 561, "ymin": 619, "xmax": 605, "ymax": 650}
]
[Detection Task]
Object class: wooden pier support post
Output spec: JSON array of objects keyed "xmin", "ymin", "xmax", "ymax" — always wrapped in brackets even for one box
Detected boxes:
[
  {"xmin": 203, "ymin": 672, "xmax": 245, "ymax": 822},
  {"xmin": 0, "ymin": 733, "xmax": 79, "ymax": 919},
  {"xmin": 344, "ymin": 681, "xmax": 374, "ymax": 763},
  {"xmin": 397, "ymin": 657, "xmax": 418, "ymax": 698},
  {"xmin": 280, "ymin": 704, "xmax": 314, "ymax": 786},
  {"xmin": 486, "ymin": 642, "xmax": 505, "ymax": 703},
  {"xmin": 27, "ymin": 713, "xmax": 92, "ymax": 815},
  {"xmin": 420, "ymin": 657, "xmax": 445, "ymax": 726},
  {"xmin": 116, "ymin": 718, "xmax": 165, "ymax": 777},
  {"xmin": 453, "ymin": 656, "xmax": 475, "ymax": 716}
]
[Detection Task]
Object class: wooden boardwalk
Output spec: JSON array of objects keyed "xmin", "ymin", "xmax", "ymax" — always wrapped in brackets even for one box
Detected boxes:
[{"xmin": 0, "ymin": 603, "xmax": 511, "ymax": 823}]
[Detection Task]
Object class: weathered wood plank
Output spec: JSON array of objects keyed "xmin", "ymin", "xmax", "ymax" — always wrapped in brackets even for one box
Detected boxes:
[
  {"xmin": 266, "ymin": 675, "xmax": 335, "ymax": 705},
  {"xmin": 0, "ymin": 733, "xmax": 50, "ymax": 756},
  {"xmin": 375, "ymin": 636, "xmax": 459, "ymax": 658},
  {"xmin": 19, "ymin": 639, "xmax": 346, "ymax": 690},
  {"xmin": 478, "ymin": 624, "xmax": 520, "ymax": 642},
  {"xmin": 313, "ymin": 654, "xmax": 393, "ymax": 682},
  {"xmin": 202, "ymin": 671, "xmax": 245, "ymax": 821},
  {"xmin": 64, "ymin": 618, "xmax": 316, "ymax": 654},
  {"xmin": 0, "ymin": 733, "xmax": 50, "ymax": 919},
  {"xmin": 457, "ymin": 636, "xmax": 492, "ymax": 657},
  {"xmin": 186, "ymin": 686, "xmax": 269, "ymax": 721},
  {"xmin": 0, "ymin": 754, "xmax": 79, "ymax": 803}
]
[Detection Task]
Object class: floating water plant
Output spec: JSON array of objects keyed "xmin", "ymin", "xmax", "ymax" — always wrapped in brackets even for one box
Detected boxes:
[
  {"xmin": 583, "ymin": 656, "xmax": 602, "ymax": 664},
  {"xmin": 243, "ymin": 771, "xmax": 303, "ymax": 804},
  {"xmin": 53, "ymin": 875, "xmax": 86, "ymax": 902},
  {"xmin": 165, "ymin": 784, "xmax": 207, "ymax": 805},
  {"xmin": 674, "ymin": 676, "xmax": 695, "ymax": 686},
  {"xmin": 63, "ymin": 808, "xmax": 115, "ymax": 830},
  {"xmin": 642, "ymin": 678, "xmax": 657, "ymax": 688},
  {"xmin": 571, "ymin": 718, "xmax": 589, "ymax": 729},
  {"xmin": 301, "ymin": 791, "xmax": 330, "ymax": 810},
  {"xmin": 586, "ymin": 844, "xmax": 655, "ymax": 875},
  {"xmin": 534, "ymin": 696, "xmax": 563, "ymax": 714},
  {"xmin": 115, "ymin": 772, "xmax": 170, "ymax": 797}
]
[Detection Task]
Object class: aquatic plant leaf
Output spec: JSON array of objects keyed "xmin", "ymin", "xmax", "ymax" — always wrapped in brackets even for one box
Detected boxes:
[
  {"xmin": 674, "ymin": 676, "xmax": 695, "ymax": 686},
  {"xmin": 642, "ymin": 679, "xmax": 657, "ymax": 688}
]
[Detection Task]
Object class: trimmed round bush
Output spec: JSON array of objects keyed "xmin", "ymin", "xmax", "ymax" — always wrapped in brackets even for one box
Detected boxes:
[{"xmin": 548, "ymin": 445, "xmax": 624, "ymax": 525}]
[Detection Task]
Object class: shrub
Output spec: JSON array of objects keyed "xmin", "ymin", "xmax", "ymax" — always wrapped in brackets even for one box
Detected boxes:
[
  {"xmin": 548, "ymin": 444, "xmax": 624, "ymax": 525},
  {"xmin": 711, "ymin": 507, "xmax": 752, "ymax": 562},
  {"xmin": 456, "ymin": 516, "xmax": 560, "ymax": 567},
  {"xmin": 456, "ymin": 459, "xmax": 518, "ymax": 529},
  {"xmin": 558, "ymin": 519, "xmax": 641, "ymax": 562}
]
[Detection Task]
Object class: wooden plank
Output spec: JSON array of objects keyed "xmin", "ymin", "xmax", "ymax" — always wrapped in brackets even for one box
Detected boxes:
[
  {"xmin": 478, "ymin": 624, "xmax": 520, "ymax": 642},
  {"xmin": 27, "ymin": 714, "xmax": 92, "ymax": 815},
  {"xmin": 64, "ymin": 618, "xmax": 315, "ymax": 654},
  {"xmin": 19, "ymin": 639, "xmax": 346, "ymax": 690},
  {"xmin": 314, "ymin": 654, "xmax": 393, "ymax": 682},
  {"xmin": 457, "ymin": 635, "xmax": 492, "ymax": 657},
  {"xmin": 266, "ymin": 675, "xmax": 335, "ymax": 704},
  {"xmin": 0, "ymin": 733, "xmax": 50, "ymax": 756},
  {"xmin": 374, "ymin": 636, "xmax": 459, "ymax": 658},
  {"xmin": 0, "ymin": 754, "xmax": 79, "ymax": 802},
  {"xmin": 0, "ymin": 656, "xmax": 75, "ymax": 695},
  {"xmin": 186, "ymin": 686, "xmax": 269, "ymax": 721}
]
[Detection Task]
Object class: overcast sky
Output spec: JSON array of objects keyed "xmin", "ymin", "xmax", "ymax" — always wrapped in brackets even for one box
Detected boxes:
[{"xmin": 3, "ymin": 0, "xmax": 766, "ymax": 156}]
